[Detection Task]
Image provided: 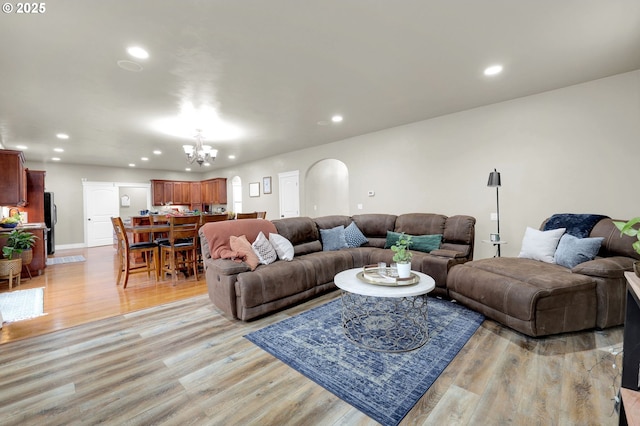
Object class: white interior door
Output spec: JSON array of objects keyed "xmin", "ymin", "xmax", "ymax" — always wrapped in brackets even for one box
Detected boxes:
[
  {"xmin": 83, "ymin": 182, "xmax": 119, "ymax": 247},
  {"xmin": 278, "ymin": 170, "xmax": 300, "ymax": 218}
]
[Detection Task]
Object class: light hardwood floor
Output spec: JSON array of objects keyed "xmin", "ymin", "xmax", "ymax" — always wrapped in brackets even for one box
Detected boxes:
[{"xmin": 0, "ymin": 246, "xmax": 624, "ymax": 425}]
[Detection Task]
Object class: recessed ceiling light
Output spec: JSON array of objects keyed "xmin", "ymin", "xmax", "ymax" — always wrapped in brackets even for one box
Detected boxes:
[
  {"xmin": 484, "ymin": 65, "xmax": 503, "ymax": 76},
  {"xmin": 185, "ymin": 168, "xmax": 192, "ymax": 172},
  {"xmin": 16, "ymin": 145, "xmax": 27, "ymax": 150},
  {"xmin": 54, "ymin": 148, "xmax": 64, "ymax": 152},
  {"xmin": 52, "ymin": 157, "xmax": 61, "ymax": 161},
  {"xmin": 331, "ymin": 115, "xmax": 343, "ymax": 123},
  {"xmin": 203, "ymin": 162, "xmax": 211, "ymax": 167},
  {"xmin": 117, "ymin": 60, "xmax": 143, "ymax": 72},
  {"xmin": 153, "ymin": 150, "xmax": 162, "ymax": 155},
  {"xmin": 228, "ymin": 155, "xmax": 236, "ymax": 160},
  {"xmin": 56, "ymin": 133, "xmax": 69, "ymax": 139},
  {"xmin": 127, "ymin": 46, "xmax": 149, "ymax": 59},
  {"xmin": 141, "ymin": 157, "xmax": 149, "ymax": 161},
  {"xmin": 129, "ymin": 163, "xmax": 136, "ymax": 167}
]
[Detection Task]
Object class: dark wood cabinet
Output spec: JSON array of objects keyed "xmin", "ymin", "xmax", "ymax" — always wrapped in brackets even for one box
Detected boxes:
[
  {"xmin": 0, "ymin": 149, "xmax": 27, "ymax": 206},
  {"xmin": 151, "ymin": 178, "xmax": 226, "ymax": 208},
  {"xmin": 620, "ymin": 271, "xmax": 640, "ymax": 425}
]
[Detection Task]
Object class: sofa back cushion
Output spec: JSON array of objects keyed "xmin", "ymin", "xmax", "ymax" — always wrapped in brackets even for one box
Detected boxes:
[
  {"xmin": 441, "ymin": 215, "xmax": 476, "ymax": 258},
  {"xmin": 591, "ymin": 218, "xmax": 640, "ymax": 260},
  {"xmin": 201, "ymin": 219, "xmax": 278, "ymax": 259},
  {"xmin": 272, "ymin": 217, "xmax": 322, "ymax": 255},
  {"xmin": 395, "ymin": 213, "xmax": 447, "ymax": 235},
  {"xmin": 352, "ymin": 214, "xmax": 397, "ymax": 248}
]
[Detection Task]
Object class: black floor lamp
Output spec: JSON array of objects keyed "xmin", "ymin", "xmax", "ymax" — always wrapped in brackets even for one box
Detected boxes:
[{"xmin": 487, "ymin": 168, "xmax": 502, "ymax": 256}]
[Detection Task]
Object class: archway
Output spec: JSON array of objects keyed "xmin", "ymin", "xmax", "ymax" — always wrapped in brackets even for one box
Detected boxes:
[{"xmin": 305, "ymin": 159, "xmax": 349, "ymax": 217}]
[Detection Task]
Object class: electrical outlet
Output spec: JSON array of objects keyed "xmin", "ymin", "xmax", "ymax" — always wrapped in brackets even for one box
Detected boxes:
[
  {"xmin": 490, "ymin": 212, "xmax": 498, "ymax": 221},
  {"xmin": 357, "ymin": 203, "xmax": 363, "ymax": 210}
]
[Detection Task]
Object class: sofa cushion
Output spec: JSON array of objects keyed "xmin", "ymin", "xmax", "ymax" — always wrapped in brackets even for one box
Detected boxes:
[
  {"xmin": 554, "ymin": 234, "xmax": 603, "ymax": 269},
  {"xmin": 344, "ymin": 221, "xmax": 368, "ymax": 247},
  {"xmin": 518, "ymin": 227, "xmax": 566, "ymax": 263},
  {"xmin": 591, "ymin": 218, "xmax": 640, "ymax": 260},
  {"xmin": 320, "ymin": 225, "xmax": 348, "ymax": 251},
  {"xmin": 230, "ymin": 235, "xmax": 260, "ymax": 271},
  {"xmin": 272, "ymin": 217, "xmax": 322, "ymax": 255},
  {"xmin": 269, "ymin": 233, "xmax": 294, "ymax": 261},
  {"xmin": 252, "ymin": 231, "xmax": 277, "ymax": 265},
  {"xmin": 352, "ymin": 214, "xmax": 397, "ymax": 248},
  {"xmin": 395, "ymin": 213, "xmax": 446, "ymax": 236}
]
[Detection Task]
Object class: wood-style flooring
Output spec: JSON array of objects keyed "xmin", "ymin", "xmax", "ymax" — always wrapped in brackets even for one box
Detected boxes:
[{"xmin": 0, "ymin": 246, "xmax": 624, "ymax": 425}]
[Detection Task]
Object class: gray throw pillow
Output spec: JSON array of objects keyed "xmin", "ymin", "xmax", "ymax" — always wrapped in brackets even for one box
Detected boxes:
[
  {"xmin": 554, "ymin": 234, "xmax": 604, "ymax": 269},
  {"xmin": 320, "ymin": 225, "xmax": 348, "ymax": 251}
]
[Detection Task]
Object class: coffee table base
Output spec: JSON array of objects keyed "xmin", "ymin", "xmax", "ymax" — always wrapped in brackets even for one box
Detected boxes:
[{"xmin": 340, "ymin": 291, "xmax": 429, "ymax": 353}]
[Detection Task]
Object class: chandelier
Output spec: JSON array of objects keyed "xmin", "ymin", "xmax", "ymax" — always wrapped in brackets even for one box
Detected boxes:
[{"xmin": 183, "ymin": 129, "xmax": 218, "ymax": 166}]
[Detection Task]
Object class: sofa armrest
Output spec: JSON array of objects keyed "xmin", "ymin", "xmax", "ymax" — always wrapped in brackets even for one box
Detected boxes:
[
  {"xmin": 571, "ymin": 256, "xmax": 635, "ymax": 279},
  {"xmin": 430, "ymin": 249, "xmax": 466, "ymax": 259},
  {"xmin": 205, "ymin": 258, "xmax": 251, "ymax": 275}
]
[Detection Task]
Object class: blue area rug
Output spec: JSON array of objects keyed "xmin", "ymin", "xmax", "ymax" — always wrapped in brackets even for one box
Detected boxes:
[{"xmin": 245, "ymin": 297, "xmax": 484, "ymax": 426}]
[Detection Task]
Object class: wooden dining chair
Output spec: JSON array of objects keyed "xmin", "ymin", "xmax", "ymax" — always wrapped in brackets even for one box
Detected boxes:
[
  {"xmin": 111, "ymin": 217, "xmax": 158, "ymax": 288},
  {"xmin": 158, "ymin": 215, "xmax": 200, "ymax": 283},
  {"xmin": 200, "ymin": 213, "xmax": 229, "ymax": 225},
  {"xmin": 236, "ymin": 212, "xmax": 259, "ymax": 219},
  {"xmin": 256, "ymin": 211, "xmax": 266, "ymax": 219},
  {"xmin": 150, "ymin": 214, "xmax": 170, "ymax": 245}
]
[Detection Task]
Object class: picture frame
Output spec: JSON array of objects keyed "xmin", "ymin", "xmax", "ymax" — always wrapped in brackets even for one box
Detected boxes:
[
  {"xmin": 249, "ymin": 182, "xmax": 260, "ymax": 197},
  {"xmin": 263, "ymin": 176, "xmax": 272, "ymax": 194}
]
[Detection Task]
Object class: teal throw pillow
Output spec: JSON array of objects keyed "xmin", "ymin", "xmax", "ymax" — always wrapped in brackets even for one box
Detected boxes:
[
  {"xmin": 384, "ymin": 231, "xmax": 442, "ymax": 253},
  {"xmin": 554, "ymin": 234, "xmax": 603, "ymax": 269},
  {"xmin": 320, "ymin": 225, "xmax": 348, "ymax": 251},
  {"xmin": 344, "ymin": 222, "xmax": 368, "ymax": 247}
]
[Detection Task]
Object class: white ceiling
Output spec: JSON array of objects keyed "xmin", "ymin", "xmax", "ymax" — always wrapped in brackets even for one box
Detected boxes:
[{"xmin": 1, "ymin": 0, "xmax": 639, "ymax": 172}]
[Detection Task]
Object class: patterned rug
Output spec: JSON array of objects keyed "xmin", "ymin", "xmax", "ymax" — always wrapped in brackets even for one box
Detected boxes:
[
  {"xmin": 0, "ymin": 287, "xmax": 45, "ymax": 323},
  {"xmin": 46, "ymin": 255, "xmax": 86, "ymax": 266},
  {"xmin": 245, "ymin": 297, "xmax": 484, "ymax": 426}
]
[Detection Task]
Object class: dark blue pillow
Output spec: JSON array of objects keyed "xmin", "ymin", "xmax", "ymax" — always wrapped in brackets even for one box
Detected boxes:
[{"xmin": 344, "ymin": 222, "xmax": 368, "ymax": 248}]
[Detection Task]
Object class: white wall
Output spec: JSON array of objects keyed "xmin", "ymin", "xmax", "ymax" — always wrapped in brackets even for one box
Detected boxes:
[{"xmin": 28, "ymin": 70, "xmax": 639, "ymax": 258}]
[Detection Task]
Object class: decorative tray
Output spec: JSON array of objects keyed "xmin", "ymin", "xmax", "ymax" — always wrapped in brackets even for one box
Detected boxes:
[{"xmin": 356, "ymin": 265, "xmax": 420, "ymax": 286}]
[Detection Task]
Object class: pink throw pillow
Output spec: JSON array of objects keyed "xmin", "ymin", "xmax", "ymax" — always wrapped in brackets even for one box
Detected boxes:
[{"xmin": 230, "ymin": 235, "xmax": 260, "ymax": 271}]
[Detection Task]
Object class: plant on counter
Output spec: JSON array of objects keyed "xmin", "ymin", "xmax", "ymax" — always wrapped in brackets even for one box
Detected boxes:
[
  {"xmin": 391, "ymin": 233, "xmax": 413, "ymax": 264},
  {"xmin": 1, "ymin": 229, "xmax": 38, "ymax": 259}
]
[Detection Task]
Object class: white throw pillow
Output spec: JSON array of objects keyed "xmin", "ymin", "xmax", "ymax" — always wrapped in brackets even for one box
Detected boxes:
[
  {"xmin": 517, "ymin": 227, "xmax": 566, "ymax": 263},
  {"xmin": 252, "ymin": 231, "xmax": 278, "ymax": 265},
  {"xmin": 269, "ymin": 233, "xmax": 294, "ymax": 261}
]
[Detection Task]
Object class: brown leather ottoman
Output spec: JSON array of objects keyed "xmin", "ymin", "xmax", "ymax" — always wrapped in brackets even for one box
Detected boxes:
[{"xmin": 447, "ymin": 257, "xmax": 597, "ymax": 337}]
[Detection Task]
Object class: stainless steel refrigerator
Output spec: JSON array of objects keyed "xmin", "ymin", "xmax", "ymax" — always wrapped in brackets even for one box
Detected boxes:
[{"xmin": 44, "ymin": 192, "xmax": 57, "ymax": 254}]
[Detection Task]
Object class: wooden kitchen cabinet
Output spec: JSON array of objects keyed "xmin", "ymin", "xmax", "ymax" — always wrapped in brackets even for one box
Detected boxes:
[
  {"xmin": 0, "ymin": 149, "xmax": 27, "ymax": 206},
  {"xmin": 151, "ymin": 178, "xmax": 226, "ymax": 207}
]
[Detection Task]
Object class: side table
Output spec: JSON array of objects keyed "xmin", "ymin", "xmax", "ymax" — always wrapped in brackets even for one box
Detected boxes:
[
  {"xmin": 334, "ymin": 268, "xmax": 435, "ymax": 352},
  {"xmin": 482, "ymin": 239, "xmax": 507, "ymax": 257}
]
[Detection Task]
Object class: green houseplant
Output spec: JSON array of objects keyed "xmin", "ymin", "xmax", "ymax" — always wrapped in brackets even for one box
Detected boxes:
[
  {"xmin": 613, "ymin": 217, "xmax": 640, "ymax": 277},
  {"xmin": 1, "ymin": 229, "xmax": 37, "ymax": 259},
  {"xmin": 391, "ymin": 233, "xmax": 413, "ymax": 278}
]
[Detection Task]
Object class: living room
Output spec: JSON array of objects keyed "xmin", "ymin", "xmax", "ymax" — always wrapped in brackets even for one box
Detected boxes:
[{"xmin": 1, "ymin": 1, "xmax": 639, "ymax": 425}]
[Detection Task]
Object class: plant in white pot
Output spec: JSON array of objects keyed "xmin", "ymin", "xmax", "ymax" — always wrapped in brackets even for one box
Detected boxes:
[
  {"xmin": 613, "ymin": 217, "xmax": 640, "ymax": 277},
  {"xmin": 391, "ymin": 233, "xmax": 413, "ymax": 279}
]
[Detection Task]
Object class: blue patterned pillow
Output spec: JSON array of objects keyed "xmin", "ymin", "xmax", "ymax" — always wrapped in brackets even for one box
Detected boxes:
[
  {"xmin": 344, "ymin": 222, "xmax": 368, "ymax": 248},
  {"xmin": 320, "ymin": 226, "xmax": 348, "ymax": 251}
]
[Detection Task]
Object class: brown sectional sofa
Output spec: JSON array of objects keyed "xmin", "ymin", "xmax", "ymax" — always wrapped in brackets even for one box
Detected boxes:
[
  {"xmin": 447, "ymin": 217, "xmax": 640, "ymax": 337},
  {"xmin": 200, "ymin": 213, "xmax": 476, "ymax": 321}
]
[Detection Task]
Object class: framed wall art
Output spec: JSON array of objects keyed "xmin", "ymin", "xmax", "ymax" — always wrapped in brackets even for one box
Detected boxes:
[
  {"xmin": 249, "ymin": 182, "xmax": 260, "ymax": 197},
  {"xmin": 263, "ymin": 176, "xmax": 272, "ymax": 194}
]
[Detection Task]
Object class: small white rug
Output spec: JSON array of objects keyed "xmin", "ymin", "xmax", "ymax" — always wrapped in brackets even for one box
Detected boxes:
[
  {"xmin": 46, "ymin": 255, "xmax": 86, "ymax": 266},
  {"xmin": 0, "ymin": 287, "xmax": 45, "ymax": 323}
]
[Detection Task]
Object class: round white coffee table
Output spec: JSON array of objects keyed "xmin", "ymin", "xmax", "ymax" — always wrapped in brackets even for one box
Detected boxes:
[{"xmin": 334, "ymin": 268, "xmax": 435, "ymax": 352}]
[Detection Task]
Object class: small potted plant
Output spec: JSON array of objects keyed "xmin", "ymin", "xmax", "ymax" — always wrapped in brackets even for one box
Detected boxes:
[
  {"xmin": 391, "ymin": 233, "xmax": 413, "ymax": 278},
  {"xmin": 1, "ymin": 228, "xmax": 38, "ymax": 260},
  {"xmin": 614, "ymin": 217, "xmax": 640, "ymax": 277}
]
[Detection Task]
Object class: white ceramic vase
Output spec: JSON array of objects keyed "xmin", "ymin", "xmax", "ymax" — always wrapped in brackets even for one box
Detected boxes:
[{"xmin": 396, "ymin": 262, "xmax": 411, "ymax": 279}]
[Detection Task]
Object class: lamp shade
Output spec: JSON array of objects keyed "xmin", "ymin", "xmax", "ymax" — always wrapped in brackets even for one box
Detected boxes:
[{"xmin": 487, "ymin": 169, "xmax": 501, "ymax": 187}]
